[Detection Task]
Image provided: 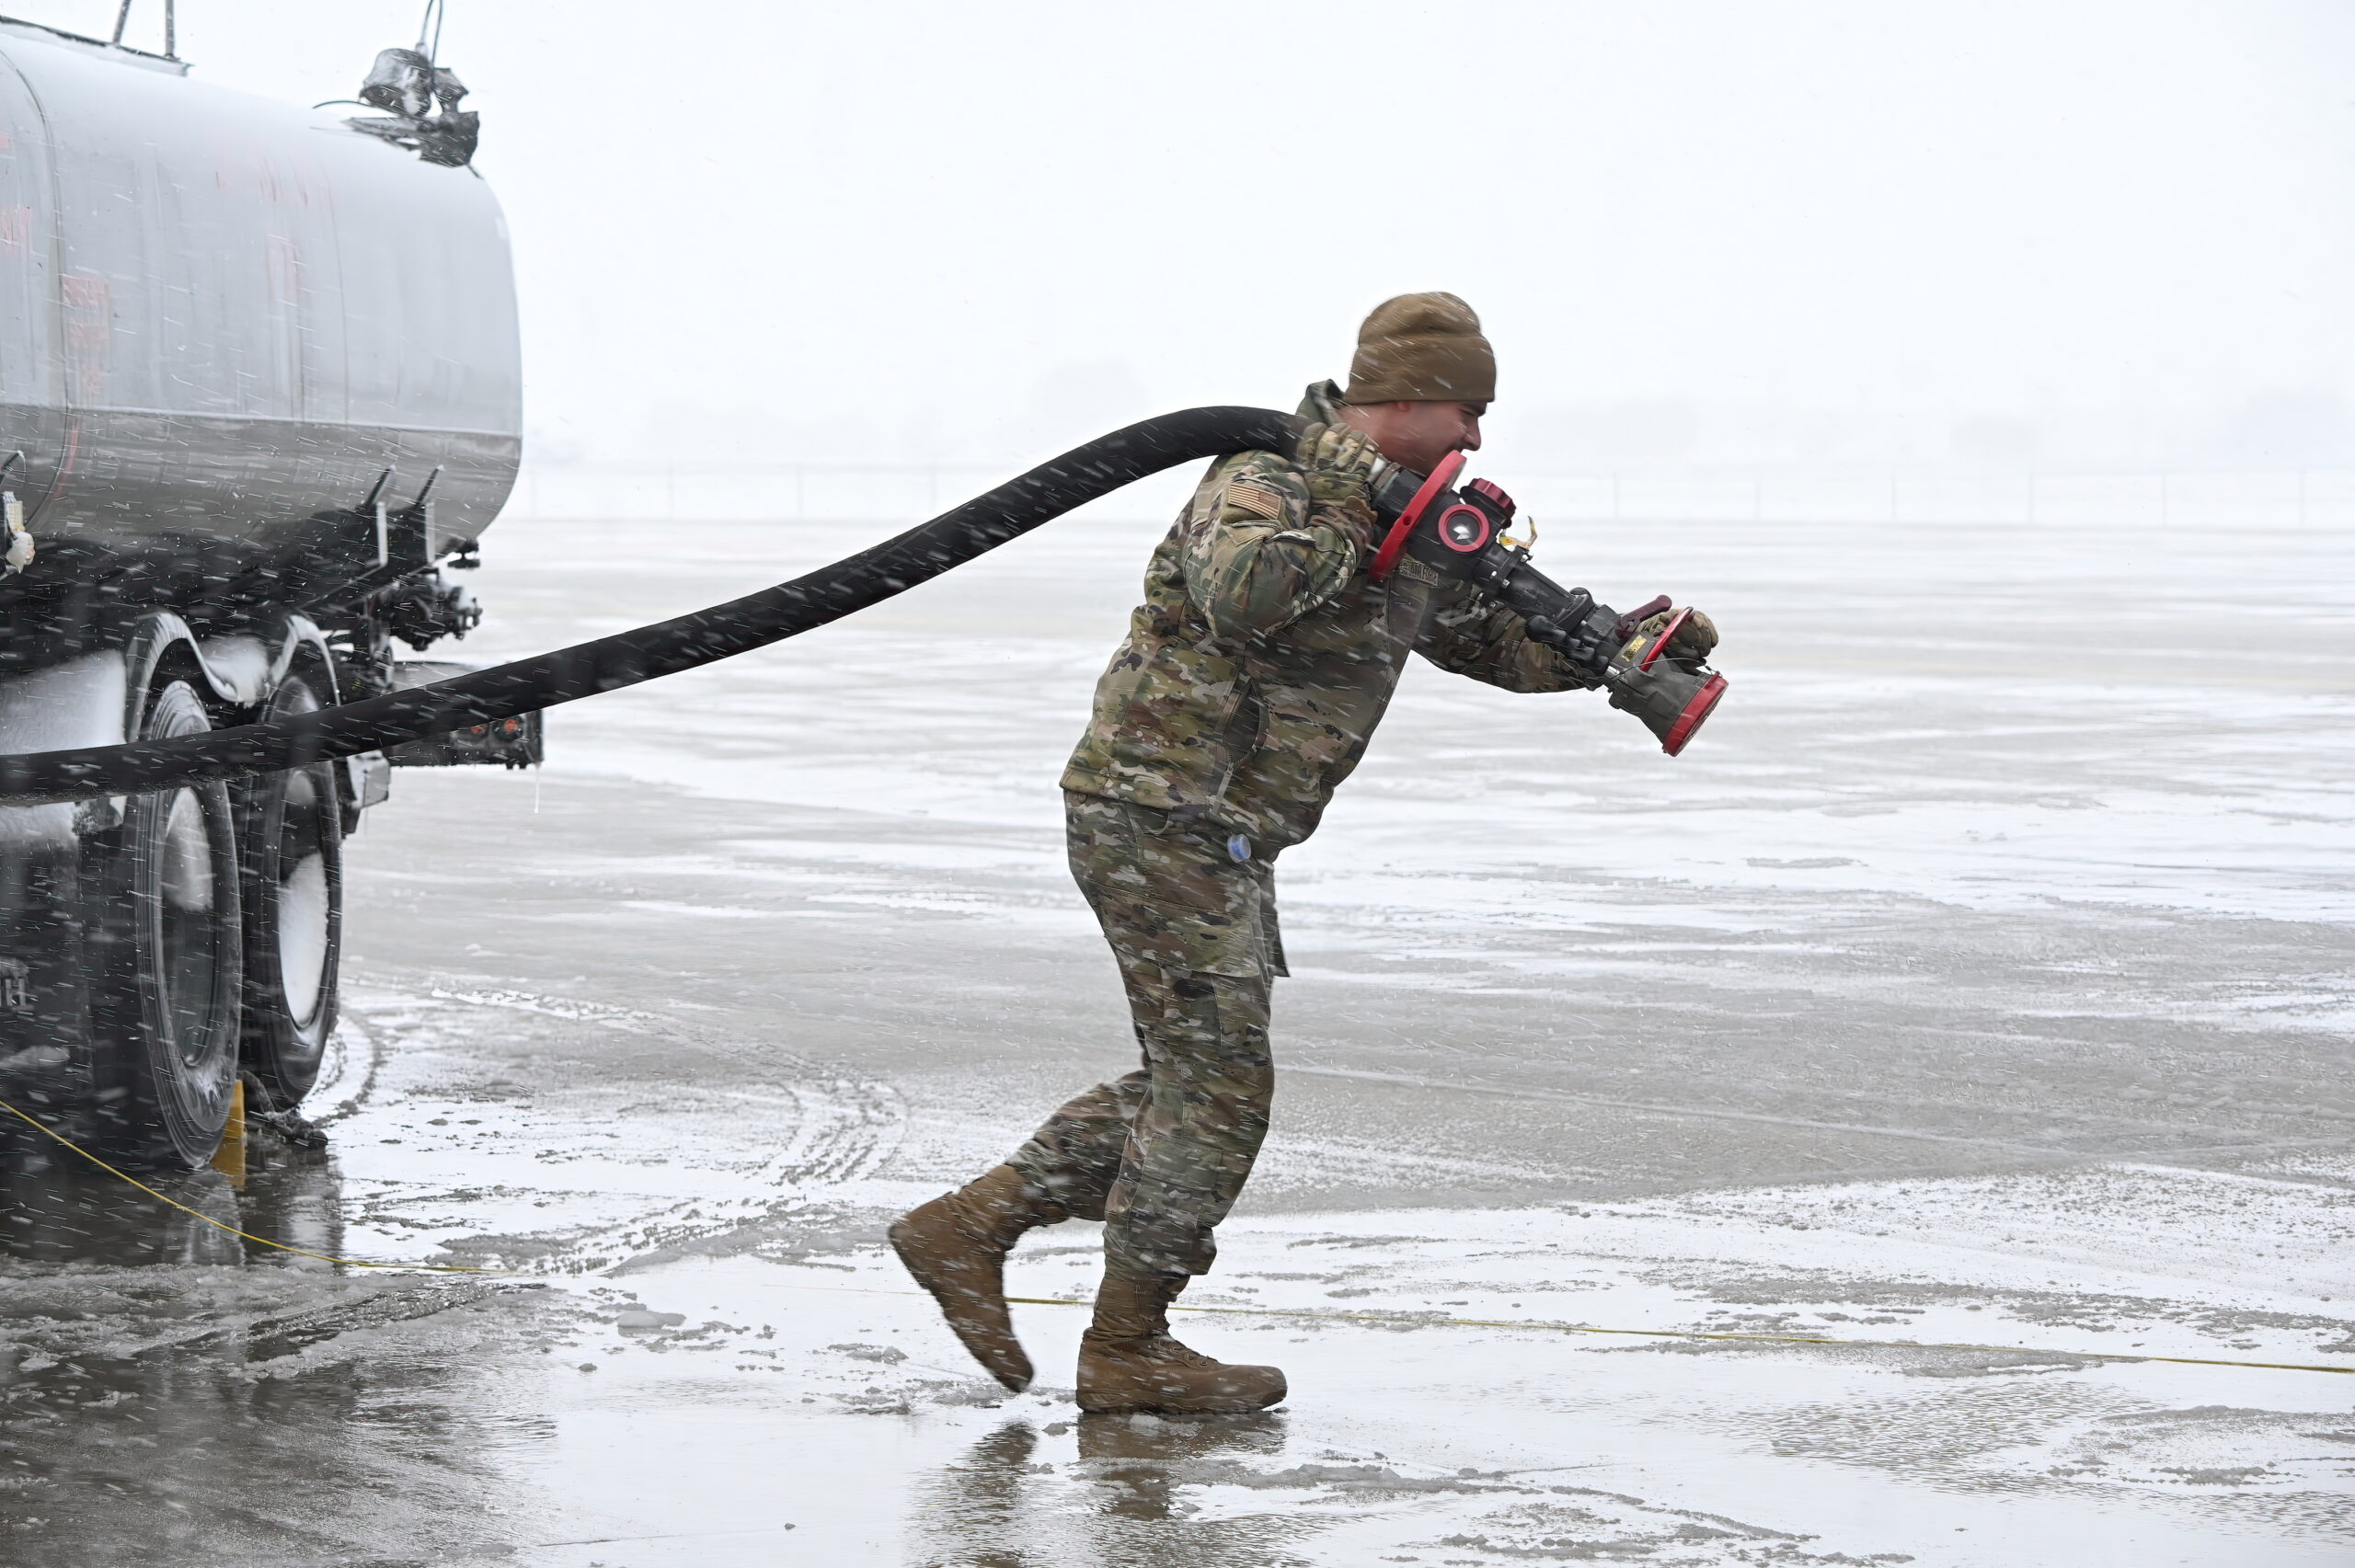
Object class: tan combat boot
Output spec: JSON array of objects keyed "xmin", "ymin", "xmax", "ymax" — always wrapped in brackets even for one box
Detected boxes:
[
  {"xmin": 1075, "ymin": 1270, "xmax": 1287, "ymax": 1414},
  {"xmin": 890, "ymin": 1164, "xmax": 1057, "ymax": 1391}
]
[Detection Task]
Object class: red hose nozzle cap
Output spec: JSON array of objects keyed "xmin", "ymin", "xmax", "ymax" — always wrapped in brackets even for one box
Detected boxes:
[{"xmin": 1661, "ymin": 672, "xmax": 1728, "ymax": 757}]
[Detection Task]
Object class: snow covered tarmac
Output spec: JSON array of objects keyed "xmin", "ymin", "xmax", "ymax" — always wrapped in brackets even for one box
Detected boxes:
[{"xmin": 3, "ymin": 495, "xmax": 2350, "ymax": 1563}]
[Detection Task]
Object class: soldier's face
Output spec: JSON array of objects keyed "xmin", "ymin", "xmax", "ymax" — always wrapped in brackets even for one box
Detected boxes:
[{"xmin": 1356, "ymin": 400, "xmax": 1486, "ymax": 474}]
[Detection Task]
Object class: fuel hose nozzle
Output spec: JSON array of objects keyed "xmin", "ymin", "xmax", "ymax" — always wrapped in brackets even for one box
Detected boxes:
[{"xmin": 1366, "ymin": 452, "xmax": 1729, "ymax": 756}]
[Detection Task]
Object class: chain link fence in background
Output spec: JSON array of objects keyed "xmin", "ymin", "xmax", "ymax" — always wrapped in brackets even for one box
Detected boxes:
[{"xmin": 508, "ymin": 461, "xmax": 2355, "ymax": 533}]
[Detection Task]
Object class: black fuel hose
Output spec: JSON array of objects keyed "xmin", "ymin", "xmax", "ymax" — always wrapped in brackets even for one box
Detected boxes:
[{"xmin": 0, "ymin": 406, "xmax": 1304, "ymax": 806}]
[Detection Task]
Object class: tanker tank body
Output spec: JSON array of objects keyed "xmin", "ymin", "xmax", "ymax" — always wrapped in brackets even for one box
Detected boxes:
[{"xmin": 0, "ymin": 17, "xmax": 531, "ymax": 1171}]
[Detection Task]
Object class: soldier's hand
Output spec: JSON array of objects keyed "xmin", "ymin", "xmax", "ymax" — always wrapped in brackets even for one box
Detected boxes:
[
  {"xmin": 1293, "ymin": 421, "xmax": 1382, "ymax": 507},
  {"xmin": 1637, "ymin": 607, "xmax": 1718, "ymax": 660}
]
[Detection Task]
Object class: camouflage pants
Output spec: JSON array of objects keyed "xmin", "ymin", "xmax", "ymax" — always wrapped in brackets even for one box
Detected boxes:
[{"xmin": 1007, "ymin": 792, "xmax": 1284, "ymax": 1280}]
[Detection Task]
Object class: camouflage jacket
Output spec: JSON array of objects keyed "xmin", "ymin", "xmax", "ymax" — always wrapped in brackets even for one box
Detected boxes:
[{"xmin": 1061, "ymin": 381, "xmax": 1586, "ymax": 850}]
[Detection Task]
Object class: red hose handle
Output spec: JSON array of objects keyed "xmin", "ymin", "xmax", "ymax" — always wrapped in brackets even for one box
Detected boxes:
[
  {"xmin": 1637, "ymin": 606, "xmax": 1693, "ymax": 672},
  {"xmin": 1369, "ymin": 451, "xmax": 1468, "ymax": 584}
]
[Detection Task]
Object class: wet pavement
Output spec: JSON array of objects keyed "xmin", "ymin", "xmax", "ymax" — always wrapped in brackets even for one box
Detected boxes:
[{"xmin": 3, "ymin": 497, "xmax": 2350, "ymax": 1564}]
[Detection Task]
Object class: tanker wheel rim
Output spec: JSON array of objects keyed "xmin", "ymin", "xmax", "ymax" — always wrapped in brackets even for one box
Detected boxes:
[
  {"xmin": 157, "ymin": 786, "xmax": 228, "ymax": 1070},
  {"xmin": 273, "ymin": 766, "xmax": 333, "ymax": 1028}
]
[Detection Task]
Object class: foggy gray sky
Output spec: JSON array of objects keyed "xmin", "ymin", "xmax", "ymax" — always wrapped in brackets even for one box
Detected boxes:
[{"xmin": 16, "ymin": 0, "xmax": 2354, "ymax": 469}]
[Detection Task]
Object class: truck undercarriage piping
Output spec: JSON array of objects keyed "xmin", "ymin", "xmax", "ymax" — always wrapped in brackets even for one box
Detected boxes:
[{"xmin": 0, "ymin": 406, "xmax": 1303, "ymax": 805}]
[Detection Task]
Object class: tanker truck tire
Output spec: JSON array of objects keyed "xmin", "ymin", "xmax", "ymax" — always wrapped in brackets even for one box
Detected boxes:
[
  {"xmin": 91, "ymin": 680, "xmax": 246, "ymax": 1169},
  {"xmin": 237, "ymin": 674, "xmax": 343, "ymax": 1106}
]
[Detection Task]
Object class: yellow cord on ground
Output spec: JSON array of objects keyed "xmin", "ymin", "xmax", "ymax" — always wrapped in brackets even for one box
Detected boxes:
[
  {"xmin": 0, "ymin": 1096, "xmax": 507, "ymax": 1275},
  {"xmin": 5, "ymin": 1093, "xmax": 2345, "ymax": 1378}
]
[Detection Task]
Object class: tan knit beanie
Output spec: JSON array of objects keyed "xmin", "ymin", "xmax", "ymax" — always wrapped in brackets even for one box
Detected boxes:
[{"xmin": 1342, "ymin": 292, "xmax": 1495, "ymax": 405}]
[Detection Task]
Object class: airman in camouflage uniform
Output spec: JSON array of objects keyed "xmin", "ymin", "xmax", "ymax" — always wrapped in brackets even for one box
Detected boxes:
[
  {"xmin": 892, "ymin": 294, "xmax": 1610, "ymax": 1413},
  {"xmin": 1016, "ymin": 375, "xmax": 1589, "ymax": 1278}
]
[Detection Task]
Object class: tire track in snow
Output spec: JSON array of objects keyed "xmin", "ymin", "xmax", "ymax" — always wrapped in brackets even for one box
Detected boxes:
[{"xmin": 327, "ymin": 978, "xmax": 906, "ymax": 1274}]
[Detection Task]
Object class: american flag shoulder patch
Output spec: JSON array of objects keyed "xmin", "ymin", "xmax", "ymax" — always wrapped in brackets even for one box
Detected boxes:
[{"xmin": 1223, "ymin": 479, "xmax": 1287, "ymax": 521}]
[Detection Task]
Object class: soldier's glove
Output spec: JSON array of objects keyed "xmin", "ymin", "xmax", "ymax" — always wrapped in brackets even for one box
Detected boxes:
[
  {"xmin": 1293, "ymin": 421, "xmax": 1383, "ymax": 509},
  {"xmin": 1636, "ymin": 607, "xmax": 1719, "ymax": 661}
]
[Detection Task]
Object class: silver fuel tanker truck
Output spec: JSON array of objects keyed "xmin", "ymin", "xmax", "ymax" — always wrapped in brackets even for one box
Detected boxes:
[{"xmin": 0, "ymin": 17, "xmax": 526, "ymax": 1169}]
